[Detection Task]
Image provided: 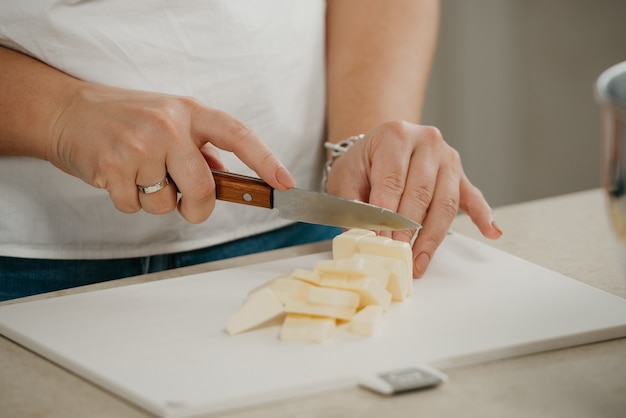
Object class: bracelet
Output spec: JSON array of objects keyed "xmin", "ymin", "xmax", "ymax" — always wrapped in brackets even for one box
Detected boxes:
[{"xmin": 321, "ymin": 133, "xmax": 365, "ymax": 193}]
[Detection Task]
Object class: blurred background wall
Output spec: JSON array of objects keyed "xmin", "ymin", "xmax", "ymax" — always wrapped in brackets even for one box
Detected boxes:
[{"xmin": 421, "ymin": 0, "xmax": 626, "ymax": 207}]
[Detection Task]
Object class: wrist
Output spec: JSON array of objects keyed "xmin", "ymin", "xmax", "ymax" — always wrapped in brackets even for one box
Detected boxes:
[{"xmin": 321, "ymin": 133, "xmax": 365, "ymax": 193}]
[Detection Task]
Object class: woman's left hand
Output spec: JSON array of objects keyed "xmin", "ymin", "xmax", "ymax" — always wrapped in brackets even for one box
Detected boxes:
[{"xmin": 325, "ymin": 120, "xmax": 502, "ymax": 277}]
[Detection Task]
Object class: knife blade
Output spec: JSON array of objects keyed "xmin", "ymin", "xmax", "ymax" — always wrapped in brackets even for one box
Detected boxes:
[{"xmin": 211, "ymin": 170, "xmax": 421, "ymax": 231}]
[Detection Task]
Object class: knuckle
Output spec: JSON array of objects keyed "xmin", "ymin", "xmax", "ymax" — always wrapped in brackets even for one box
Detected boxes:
[
  {"xmin": 408, "ymin": 186, "xmax": 434, "ymax": 208},
  {"xmin": 421, "ymin": 125, "xmax": 444, "ymax": 142},
  {"xmin": 187, "ymin": 176, "xmax": 215, "ymax": 203},
  {"xmin": 380, "ymin": 120, "xmax": 412, "ymax": 139},
  {"xmin": 447, "ymin": 147, "xmax": 462, "ymax": 166},
  {"xmin": 228, "ymin": 119, "xmax": 256, "ymax": 149},
  {"xmin": 380, "ymin": 172, "xmax": 406, "ymax": 197},
  {"xmin": 438, "ymin": 195, "xmax": 461, "ymax": 219},
  {"xmin": 182, "ymin": 197, "xmax": 215, "ymax": 224},
  {"xmin": 147, "ymin": 201, "xmax": 177, "ymax": 216},
  {"xmin": 149, "ymin": 109, "xmax": 180, "ymax": 140},
  {"xmin": 112, "ymin": 198, "xmax": 140, "ymax": 214}
]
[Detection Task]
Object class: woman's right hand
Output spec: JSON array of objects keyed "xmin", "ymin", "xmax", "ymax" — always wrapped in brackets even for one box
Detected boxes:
[{"xmin": 47, "ymin": 83, "xmax": 295, "ymax": 223}]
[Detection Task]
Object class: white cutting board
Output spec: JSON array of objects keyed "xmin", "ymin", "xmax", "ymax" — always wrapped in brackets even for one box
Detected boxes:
[{"xmin": 1, "ymin": 233, "xmax": 626, "ymax": 418}]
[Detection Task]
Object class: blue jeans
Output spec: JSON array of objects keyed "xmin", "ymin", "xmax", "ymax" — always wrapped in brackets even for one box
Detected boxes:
[{"xmin": 0, "ymin": 223, "xmax": 341, "ymax": 302}]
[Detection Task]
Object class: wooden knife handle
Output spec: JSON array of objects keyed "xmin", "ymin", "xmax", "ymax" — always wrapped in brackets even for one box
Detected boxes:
[{"xmin": 211, "ymin": 170, "xmax": 273, "ymax": 209}]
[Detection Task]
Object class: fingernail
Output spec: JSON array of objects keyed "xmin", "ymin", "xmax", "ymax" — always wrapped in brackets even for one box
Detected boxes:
[
  {"xmin": 414, "ymin": 252, "xmax": 430, "ymax": 277},
  {"xmin": 491, "ymin": 220, "xmax": 503, "ymax": 236},
  {"xmin": 276, "ymin": 166, "xmax": 295, "ymax": 189}
]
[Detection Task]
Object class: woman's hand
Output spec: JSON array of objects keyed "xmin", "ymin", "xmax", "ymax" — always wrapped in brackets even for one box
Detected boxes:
[
  {"xmin": 48, "ymin": 83, "xmax": 294, "ymax": 223},
  {"xmin": 325, "ymin": 120, "xmax": 502, "ymax": 277}
]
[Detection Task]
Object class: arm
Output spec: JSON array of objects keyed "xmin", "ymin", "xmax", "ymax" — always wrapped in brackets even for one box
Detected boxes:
[
  {"xmin": 0, "ymin": 46, "xmax": 294, "ymax": 223},
  {"xmin": 0, "ymin": 46, "xmax": 76, "ymax": 159},
  {"xmin": 326, "ymin": 0, "xmax": 438, "ymax": 140},
  {"xmin": 325, "ymin": 0, "xmax": 502, "ymax": 277}
]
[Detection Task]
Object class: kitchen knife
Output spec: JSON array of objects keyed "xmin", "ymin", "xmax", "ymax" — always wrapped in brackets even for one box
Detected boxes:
[{"xmin": 211, "ymin": 170, "xmax": 421, "ymax": 231}]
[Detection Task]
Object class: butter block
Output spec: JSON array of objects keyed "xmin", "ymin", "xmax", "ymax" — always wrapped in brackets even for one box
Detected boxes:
[
  {"xmin": 284, "ymin": 299, "xmax": 356, "ymax": 321},
  {"xmin": 290, "ymin": 268, "xmax": 323, "ymax": 286},
  {"xmin": 315, "ymin": 258, "xmax": 390, "ymax": 288},
  {"xmin": 357, "ymin": 235, "xmax": 413, "ymax": 295},
  {"xmin": 279, "ymin": 314, "xmax": 336, "ymax": 343},
  {"xmin": 353, "ymin": 254, "xmax": 409, "ymax": 301},
  {"xmin": 307, "ymin": 286, "xmax": 360, "ymax": 308},
  {"xmin": 315, "ymin": 257, "xmax": 369, "ymax": 276},
  {"xmin": 226, "ymin": 288, "xmax": 284, "ymax": 335},
  {"xmin": 270, "ymin": 277, "xmax": 314, "ymax": 304},
  {"xmin": 320, "ymin": 276, "xmax": 392, "ymax": 311},
  {"xmin": 350, "ymin": 305, "xmax": 384, "ymax": 336},
  {"xmin": 332, "ymin": 228, "xmax": 376, "ymax": 260}
]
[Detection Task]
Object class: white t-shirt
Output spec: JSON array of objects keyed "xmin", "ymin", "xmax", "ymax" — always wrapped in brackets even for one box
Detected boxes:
[{"xmin": 0, "ymin": 0, "xmax": 326, "ymax": 259}]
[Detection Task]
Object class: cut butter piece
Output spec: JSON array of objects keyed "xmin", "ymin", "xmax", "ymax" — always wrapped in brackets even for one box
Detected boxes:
[
  {"xmin": 315, "ymin": 258, "xmax": 390, "ymax": 288},
  {"xmin": 226, "ymin": 287, "xmax": 284, "ymax": 335},
  {"xmin": 270, "ymin": 277, "xmax": 313, "ymax": 304},
  {"xmin": 358, "ymin": 235, "xmax": 414, "ymax": 295},
  {"xmin": 284, "ymin": 299, "xmax": 356, "ymax": 321},
  {"xmin": 307, "ymin": 286, "xmax": 360, "ymax": 308},
  {"xmin": 280, "ymin": 314, "xmax": 335, "ymax": 343},
  {"xmin": 350, "ymin": 305, "xmax": 384, "ymax": 336},
  {"xmin": 290, "ymin": 268, "xmax": 323, "ymax": 286},
  {"xmin": 332, "ymin": 228, "xmax": 376, "ymax": 259},
  {"xmin": 353, "ymin": 253, "xmax": 409, "ymax": 301},
  {"xmin": 320, "ymin": 276, "xmax": 392, "ymax": 311}
]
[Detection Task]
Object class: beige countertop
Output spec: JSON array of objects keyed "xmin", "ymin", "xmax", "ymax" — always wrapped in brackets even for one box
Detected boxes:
[{"xmin": 1, "ymin": 188, "xmax": 625, "ymax": 418}]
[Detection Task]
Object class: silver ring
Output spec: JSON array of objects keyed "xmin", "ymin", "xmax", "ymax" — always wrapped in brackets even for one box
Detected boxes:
[{"xmin": 137, "ymin": 175, "xmax": 170, "ymax": 194}]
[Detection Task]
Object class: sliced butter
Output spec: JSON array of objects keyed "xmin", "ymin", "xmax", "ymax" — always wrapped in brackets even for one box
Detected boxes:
[
  {"xmin": 350, "ymin": 305, "xmax": 384, "ymax": 336},
  {"xmin": 284, "ymin": 299, "xmax": 356, "ymax": 321},
  {"xmin": 290, "ymin": 268, "xmax": 323, "ymax": 286},
  {"xmin": 226, "ymin": 287, "xmax": 284, "ymax": 335},
  {"xmin": 315, "ymin": 258, "xmax": 390, "ymax": 288},
  {"xmin": 280, "ymin": 314, "xmax": 335, "ymax": 343},
  {"xmin": 320, "ymin": 276, "xmax": 392, "ymax": 311},
  {"xmin": 332, "ymin": 228, "xmax": 376, "ymax": 259},
  {"xmin": 270, "ymin": 277, "xmax": 313, "ymax": 304},
  {"xmin": 357, "ymin": 235, "xmax": 413, "ymax": 295},
  {"xmin": 353, "ymin": 253, "xmax": 409, "ymax": 301},
  {"xmin": 307, "ymin": 286, "xmax": 360, "ymax": 308}
]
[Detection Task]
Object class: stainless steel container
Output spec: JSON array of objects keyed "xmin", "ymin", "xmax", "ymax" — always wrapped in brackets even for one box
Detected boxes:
[{"xmin": 596, "ymin": 61, "xmax": 626, "ymax": 283}]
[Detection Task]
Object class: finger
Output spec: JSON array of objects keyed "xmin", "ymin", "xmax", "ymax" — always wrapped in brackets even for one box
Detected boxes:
[
  {"xmin": 134, "ymin": 150, "xmax": 178, "ymax": 215},
  {"xmin": 105, "ymin": 165, "xmax": 142, "ymax": 214},
  {"xmin": 166, "ymin": 142, "xmax": 216, "ymax": 224},
  {"xmin": 459, "ymin": 174, "xmax": 503, "ymax": 239},
  {"xmin": 411, "ymin": 163, "xmax": 462, "ymax": 277},
  {"xmin": 365, "ymin": 131, "xmax": 415, "ymax": 239},
  {"xmin": 367, "ymin": 133, "xmax": 411, "ymax": 213},
  {"xmin": 190, "ymin": 107, "xmax": 294, "ymax": 190},
  {"xmin": 200, "ymin": 143, "xmax": 227, "ymax": 171},
  {"xmin": 388, "ymin": 144, "xmax": 440, "ymax": 243},
  {"xmin": 137, "ymin": 174, "xmax": 178, "ymax": 215}
]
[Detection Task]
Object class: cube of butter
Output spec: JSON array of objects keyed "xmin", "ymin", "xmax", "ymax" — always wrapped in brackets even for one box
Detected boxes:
[
  {"xmin": 290, "ymin": 268, "xmax": 323, "ymax": 286},
  {"xmin": 320, "ymin": 276, "xmax": 392, "ymax": 311},
  {"xmin": 270, "ymin": 277, "xmax": 314, "ymax": 304},
  {"xmin": 284, "ymin": 299, "xmax": 356, "ymax": 321},
  {"xmin": 307, "ymin": 286, "xmax": 360, "ymax": 308},
  {"xmin": 358, "ymin": 235, "xmax": 414, "ymax": 294},
  {"xmin": 350, "ymin": 305, "xmax": 384, "ymax": 336},
  {"xmin": 353, "ymin": 253, "xmax": 409, "ymax": 301},
  {"xmin": 280, "ymin": 314, "xmax": 335, "ymax": 343},
  {"xmin": 332, "ymin": 228, "xmax": 376, "ymax": 259},
  {"xmin": 315, "ymin": 258, "xmax": 390, "ymax": 288}
]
